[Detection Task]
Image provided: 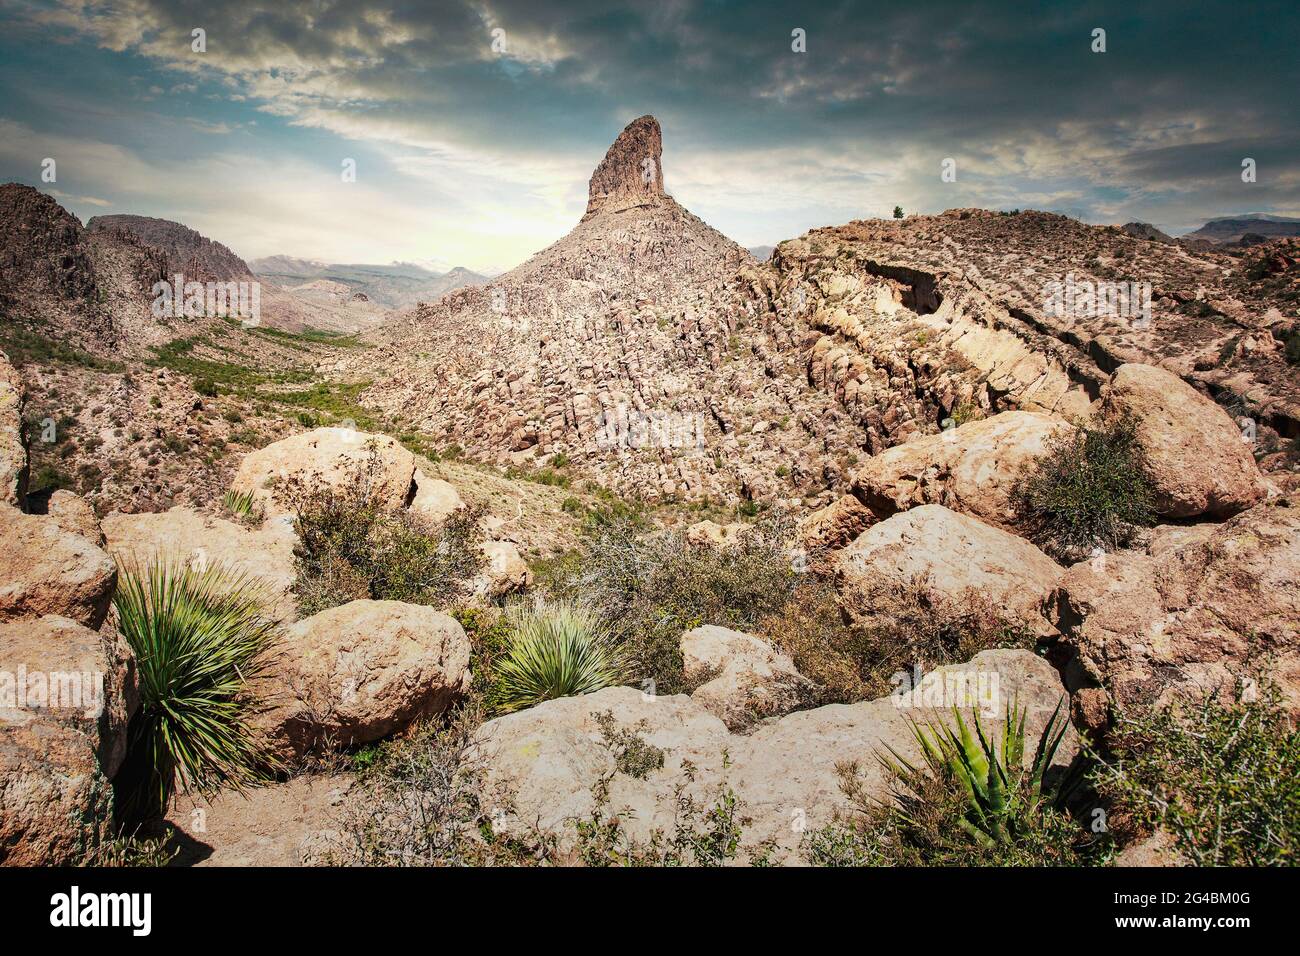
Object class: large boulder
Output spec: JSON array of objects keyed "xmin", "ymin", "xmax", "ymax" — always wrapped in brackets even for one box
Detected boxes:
[
  {"xmin": 252, "ymin": 599, "xmax": 471, "ymax": 762},
  {"xmin": 102, "ymin": 506, "xmax": 299, "ymax": 623},
  {"xmin": 850, "ymin": 411, "xmax": 1071, "ymax": 530},
  {"xmin": 1046, "ymin": 498, "xmax": 1300, "ymax": 737},
  {"xmin": 684, "ymin": 520, "xmax": 749, "ymax": 548},
  {"xmin": 407, "ymin": 469, "xmax": 464, "ymax": 524},
  {"xmin": 726, "ymin": 649, "xmax": 1075, "ymax": 856},
  {"xmin": 1096, "ymin": 363, "xmax": 1266, "ymax": 518},
  {"xmin": 681, "ymin": 625, "xmax": 812, "ymax": 731},
  {"xmin": 476, "ymin": 650, "xmax": 1072, "ymax": 862},
  {"xmin": 0, "ymin": 505, "xmax": 116, "ymax": 629},
  {"xmin": 231, "ymin": 427, "xmax": 415, "ymax": 515},
  {"xmin": 834, "ymin": 504, "xmax": 1064, "ymax": 636},
  {"xmin": 0, "ymin": 349, "xmax": 25, "ymax": 507},
  {"xmin": 0, "ymin": 615, "xmax": 138, "ymax": 865},
  {"xmin": 46, "ymin": 490, "xmax": 104, "ymax": 547}
]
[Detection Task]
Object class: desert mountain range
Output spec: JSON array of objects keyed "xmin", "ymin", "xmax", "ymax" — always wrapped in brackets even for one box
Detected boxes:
[{"xmin": 1, "ymin": 114, "xmax": 1298, "ymax": 867}]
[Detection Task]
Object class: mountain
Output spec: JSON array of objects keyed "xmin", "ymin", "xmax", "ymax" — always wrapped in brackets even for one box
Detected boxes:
[
  {"xmin": 249, "ymin": 256, "xmax": 486, "ymax": 309},
  {"xmin": 352, "ymin": 115, "xmax": 853, "ymax": 501},
  {"xmin": 1183, "ymin": 213, "xmax": 1300, "ymax": 245},
  {"xmin": 1119, "ymin": 222, "xmax": 1173, "ymax": 243},
  {"xmin": 88, "ymin": 213, "xmax": 254, "ymax": 282}
]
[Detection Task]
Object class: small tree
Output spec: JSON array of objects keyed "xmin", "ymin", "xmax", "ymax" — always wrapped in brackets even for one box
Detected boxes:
[{"xmin": 893, "ymin": 206, "xmax": 904, "ymax": 219}]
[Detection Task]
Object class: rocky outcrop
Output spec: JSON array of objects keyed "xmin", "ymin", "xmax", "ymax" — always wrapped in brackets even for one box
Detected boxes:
[
  {"xmin": 0, "ymin": 615, "xmax": 138, "ymax": 865},
  {"xmin": 231, "ymin": 427, "xmax": 415, "ymax": 515},
  {"xmin": 252, "ymin": 600, "xmax": 471, "ymax": 762},
  {"xmin": 835, "ymin": 504, "xmax": 1064, "ymax": 636},
  {"xmin": 0, "ymin": 505, "xmax": 116, "ymax": 629},
  {"xmin": 1096, "ymin": 363, "xmax": 1266, "ymax": 518},
  {"xmin": 87, "ymin": 213, "xmax": 255, "ymax": 283},
  {"xmin": 0, "ymin": 349, "xmax": 25, "ymax": 507},
  {"xmin": 102, "ymin": 506, "xmax": 299, "ymax": 623},
  {"xmin": 583, "ymin": 115, "xmax": 666, "ymax": 220},
  {"xmin": 849, "ymin": 411, "xmax": 1070, "ymax": 530},
  {"xmin": 46, "ymin": 490, "xmax": 104, "ymax": 546},
  {"xmin": 798, "ymin": 494, "xmax": 874, "ymax": 558},
  {"xmin": 1047, "ymin": 498, "xmax": 1300, "ymax": 737},
  {"xmin": 476, "ymin": 649, "xmax": 1071, "ymax": 861},
  {"xmin": 684, "ymin": 520, "xmax": 749, "ymax": 548},
  {"xmin": 681, "ymin": 625, "xmax": 812, "ymax": 731}
]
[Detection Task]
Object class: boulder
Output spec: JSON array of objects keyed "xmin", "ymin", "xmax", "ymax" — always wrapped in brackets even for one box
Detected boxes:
[
  {"xmin": 1096, "ymin": 363, "xmax": 1266, "ymax": 518},
  {"xmin": 231, "ymin": 427, "xmax": 415, "ymax": 515},
  {"xmin": 797, "ymin": 494, "xmax": 873, "ymax": 557},
  {"xmin": 850, "ymin": 411, "xmax": 1071, "ymax": 530},
  {"xmin": 476, "ymin": 650, "xmax": 1072, "ymax": 862},
  {"xmin": 681, "ymin": 625, "xmax": 812, "ymax": 731},
  {"xmin": 725, "ymin": 649, "xmax": 1075, "ymax": 857},
  {"xmin": 102, "ymin": 506, "xmax": 299, "ymax": 624},
  {"xmin": 835, "ymin": 504, "xmax": 1064, "ymax": 636},
  {"xmin": 0, "ymin": 349, "xmax": 25, "ymax": 507},
  {"xmin": 1047, "ymin": 498, "xmax": 1300, "ymax": 737},
  {"xmin": 473, "ymin": 541, "xmax": 532, "ymax": 599},
  {"xmin": 252, "ymin": 599, "xmax": 471, "ymax": 762},
  {"xmin": 46, "ymin": 490, "xmax": 104, "ymax": 547},
  {"xmin": 0, "ymin": 615, "xmax": 138, "ymax": 865},
  {"xmin": 407, "ymin": 469, "xmax": 464, "ymax": 524},
  {"xmin": 684, "ymin": 520, "xmax": 749, "ymax": 548},
  {"xmin": 0, "ymin": 505, "xmax": 116, "ymax": 629}
]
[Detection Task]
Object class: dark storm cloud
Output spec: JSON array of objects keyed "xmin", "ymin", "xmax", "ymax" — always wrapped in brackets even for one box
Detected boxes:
[{"xmin": 4, "ymin": 0, "xmax": 1297, "ymax": 258}]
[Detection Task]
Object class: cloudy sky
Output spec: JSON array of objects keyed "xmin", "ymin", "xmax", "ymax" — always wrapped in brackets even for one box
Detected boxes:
[{"xmin": 1, "ymin": 0, "xmax": 1296, "ymax": 273}]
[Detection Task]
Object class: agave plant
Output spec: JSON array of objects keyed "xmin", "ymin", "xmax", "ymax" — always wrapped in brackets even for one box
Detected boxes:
[
  {"xmin": 113, "ymin": 558, "xmax": 279, "ymax": 821},
  {"xmin": 882, "ymin": 697, "xmax": 1071, "ymax": 847},
  {"xmin": 495, "ymin": 600, "xmax": 628, "ymax": 713},
  {"xmin": 221, "ymin": 487, "xmax": 262, "ymax": 521}
]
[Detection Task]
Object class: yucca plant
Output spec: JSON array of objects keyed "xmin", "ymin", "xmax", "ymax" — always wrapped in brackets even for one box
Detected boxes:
[
  {"xmin": 113, "ymin": 559, "xmax": 280, "ymax": 821},
  {"xmin": 494, "ymin": 600, "xmax": 628, "ymax": 713},
  {"xmin": 882, "ymin": 697, "xmax": 1072, "ymax": 848},
  {"xmin": 221, "ymin": 487, "xmax": 262, "ymax": 521}
]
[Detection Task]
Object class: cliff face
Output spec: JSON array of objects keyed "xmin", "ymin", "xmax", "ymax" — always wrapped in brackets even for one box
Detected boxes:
[
  {"xmin": 583, "ymin": 114, "xmax": 667, "ymax": 220},
  {"xmin": 88, "ymin": 213, "xmax": 254, "ymax": 282}
]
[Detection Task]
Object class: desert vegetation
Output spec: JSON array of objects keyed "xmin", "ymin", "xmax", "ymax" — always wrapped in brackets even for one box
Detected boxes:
[{"xmin": 111, "ymin": 559, "xmax": 279, "ymax": 822}]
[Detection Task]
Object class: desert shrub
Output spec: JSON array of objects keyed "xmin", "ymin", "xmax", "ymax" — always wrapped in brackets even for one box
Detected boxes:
[
  {"xmin": 288, "ymin": 451, "xmax": 485, "ymax": 616},
  {"xmin": 576, "ymin": 758, "xmax": 745, "ymax": 867},
  {"xmin": 593, "ymin": 710, "xmax": 665, "ymax": 778},
  {"xmin": 1285, "ymin": 329, "xmax": 1300, "ymax": 366},
  {"xmin": 112, "ymin": 560, "xmax": 279, "ymax": 822},
  {"xmin": 1094, "ymin": 681, "xmax": 1299, "ymax": 866},
  {"xmin": 315, "ymin": 698, "xmax": 544, "ymax": 866},
  {"xmin": 494, "ymin": 600, "xmax": 628, "ymax": 713},
  {"xmin": 806, "ymin": 703, "xmax": 1105, "ymax": 866},
  {"xmin": 545, "ymin": 516, "xmax": 802, "ymax": 695},
  {"xmin": 80, "ymin": 832, "xmax": 178, "ymax": 867},
  {"xmin": 761, "ymin": 577, "xmax": 1035, "ymax": 705},
  {"xmin": 1015, "ymin": 416, "xmax": 1155, "ymax": 559}
]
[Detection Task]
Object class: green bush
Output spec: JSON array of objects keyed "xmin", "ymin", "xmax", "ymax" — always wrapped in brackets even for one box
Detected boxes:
[
  {"xmin": 494, "ymin": 601, "xmax": 627, "ymax": 713},
  {"xmin": 221, "ymin": 487, "xmax": 262, "ymax": 523},
  {"xmin": 545, "ymin": 516, "xmax": 801, "ymax": 695},
  {"xmin": 1095, "ymin": 681, "xmax": 1299, "ymax": 866},
  {"xmin": 112, "ymin": 560, "xmax": 279, "ymax": 822},
  {"xmin": 288, "ymin": 451, "xmax": 485, "ymax": 616},
  {"xmin": 1015, "ymin": 416, "xmax": 1156, "ymax": 558}
]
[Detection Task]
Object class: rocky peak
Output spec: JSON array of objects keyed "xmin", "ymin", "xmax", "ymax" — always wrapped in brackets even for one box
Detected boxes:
[{"xmin": 583, "ymin": 114, "xmax": 666, "ymax": 220}]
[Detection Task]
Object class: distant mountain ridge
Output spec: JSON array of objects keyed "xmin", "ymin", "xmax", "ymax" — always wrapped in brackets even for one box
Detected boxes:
[
  {"xmin": 249, "ymin": 256, "xmax": 486, "ymax": 309},
  {"xmin": 1183, "ymin": 213, "xmax": 1300, "ymax": 245}
]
